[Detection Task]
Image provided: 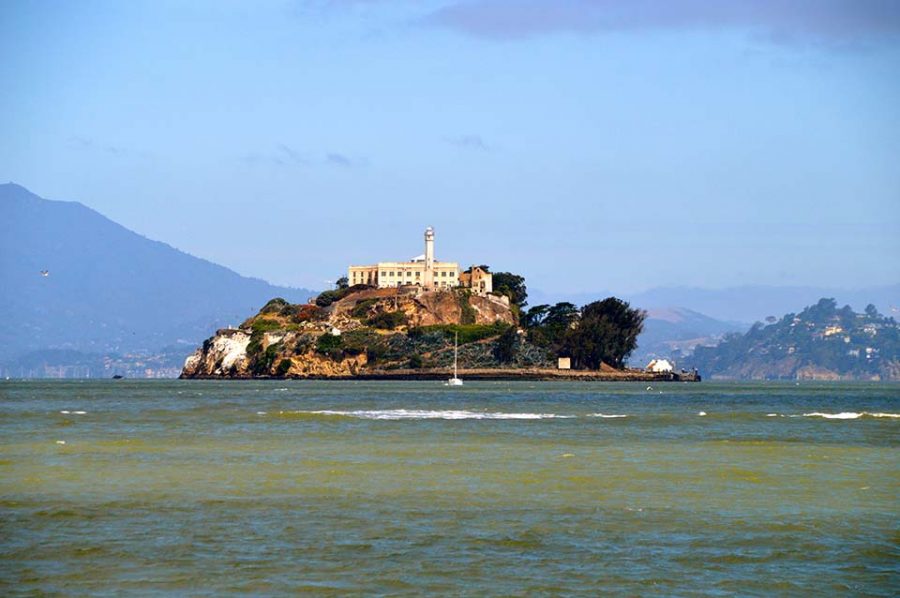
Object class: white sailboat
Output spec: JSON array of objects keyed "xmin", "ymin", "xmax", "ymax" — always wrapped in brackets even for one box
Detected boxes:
[{"xmin": 447, "ymin": 331, "xmax": 463, "ymax": 386}]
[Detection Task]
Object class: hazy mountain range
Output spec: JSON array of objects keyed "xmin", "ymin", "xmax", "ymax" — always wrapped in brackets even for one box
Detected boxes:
[
  {"xmin": 0, "ymin": 183, "xmax": 316, "ymax": 364},
  {"xmin": 1, "ymin": 182, "xmax": 896, "ymax": 376},
  {"xmin": 531, "ymin": 285, "xmax": 900, "ymax": 325}
]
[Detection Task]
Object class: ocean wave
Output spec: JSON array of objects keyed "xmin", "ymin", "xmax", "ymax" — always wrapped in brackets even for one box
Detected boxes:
[
  {"xmin": 587, "ymin": 413, "xmax": 628, "ymax": 418},
  {"xmin": 802, "ymin": 412, "xmax": 900, "ymax": 420},
  {"xmin": 278, "ymin": 409, "xmax": 574, "ymax": 420}
]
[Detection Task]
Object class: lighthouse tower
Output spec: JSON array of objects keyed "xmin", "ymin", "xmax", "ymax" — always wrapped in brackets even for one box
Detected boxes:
[{"xmin": 423, "ymin": 227, "xmax": 435, "ymax": 288}]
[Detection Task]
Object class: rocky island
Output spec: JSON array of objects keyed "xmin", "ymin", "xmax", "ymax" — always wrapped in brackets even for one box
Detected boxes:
[
  {"xmin": 181, "ymin": 285, "xmax": 695, "ymax": 381},
  {"xmin": 182, "ymin": 227, "xmax": 696, "ymax": 381}
]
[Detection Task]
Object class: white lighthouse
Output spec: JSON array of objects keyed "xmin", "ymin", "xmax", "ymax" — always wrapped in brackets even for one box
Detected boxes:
[{"xmin": 423, "ymin": 226, "xmax": 435, "ymax": 288}]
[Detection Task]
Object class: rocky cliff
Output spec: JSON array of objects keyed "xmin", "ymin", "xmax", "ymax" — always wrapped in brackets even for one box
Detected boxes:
[{"xmin": 180, "ymin": 287, "xmax": 541, "ymax": 379}]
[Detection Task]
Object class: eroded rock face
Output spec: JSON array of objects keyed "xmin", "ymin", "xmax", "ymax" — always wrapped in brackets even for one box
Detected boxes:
[{"xmin": 182, "ymin": 329, "xmax": 251, "ymax": 377}]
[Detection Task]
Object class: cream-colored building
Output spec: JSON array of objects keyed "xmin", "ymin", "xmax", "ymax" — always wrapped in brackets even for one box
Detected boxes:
[{"xmin": 348, "ymin": 227, "xmax": 491, "ymax": 293}]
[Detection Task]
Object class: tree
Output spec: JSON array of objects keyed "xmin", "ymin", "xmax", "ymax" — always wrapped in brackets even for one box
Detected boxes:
[
  {"xmin": 522, "ymin": 302, "xmax": 578, "ymax": 348},
  {"xmin": 336, "ymin": 276, "xmax": 349, "ymax": 290},
  {"xmin": 491, "ymin": 272, "xmax": 527, "ymax": 309},
  {"xmin": 563, "ymin": 298, "xmax": 646, "ymax": 369},
  {"xmin": 493, "ymin": 325, "xmax": 518, "ymax": 363},
  {"xmin": 522, "ymin": 304, "xmax": 550, "ymax": 329}
]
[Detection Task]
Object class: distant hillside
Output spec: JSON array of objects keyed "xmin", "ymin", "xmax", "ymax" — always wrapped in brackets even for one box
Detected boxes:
[
  {"xmin": 628, "ymin": 307, "xmax": 746, "ymax": 367},
  {"xmin": 0, "ymin": 183, "xmax": 317, "ymax": 361},
  {"xmin": 531, "ymin": 284, "xmax": 900, "ymax": 324},
  {"xmin": 686, "ymin": 298, "xmax": 900, "ymax": 380}
]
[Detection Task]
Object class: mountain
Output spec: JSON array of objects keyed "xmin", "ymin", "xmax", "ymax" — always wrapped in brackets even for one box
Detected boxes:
[
  {"xmin": 530, "ymin": 284, "xmax": 900, "ymax": 324},
  {"xmin": 628, "ymin": 307, "xmax": 747, "ymax": 367},
  {"xmin": 0, "ymin": 183, "xmax": 317, "ymax": 363},
  {"xmin": 686, "ymin": 298, "xmax": 900, "ymax": 380}
]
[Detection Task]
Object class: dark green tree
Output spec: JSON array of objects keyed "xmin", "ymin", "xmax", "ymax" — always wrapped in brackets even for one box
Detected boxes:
[
  {"xmin": 564, "ymin": 298, "xmax": 646, "ymax": 369},
  {"xmin": 491, "ymin": 272, "xmax": 528, "ymax": 309},
  {"xmin": 335, "ymin": 276, "xmax": 349, "ymax": 290},
  {"xmin": 493, "ymin": 325, "xmax": 518, "ymax": 363}
]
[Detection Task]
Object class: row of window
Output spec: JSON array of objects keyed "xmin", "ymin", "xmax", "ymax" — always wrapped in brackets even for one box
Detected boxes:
[
  {"xmin": 351, "ymin": 270, "xmax": 458, "ymax": 283},
  {"xmin": 376, "ymin": 271, "xmax": 456, "ymax": 278}
]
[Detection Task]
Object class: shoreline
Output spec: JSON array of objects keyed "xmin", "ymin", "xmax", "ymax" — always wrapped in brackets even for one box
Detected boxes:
[{"xmin": 180, "ymin": 368, "xmax": 701, "ymax": 382}]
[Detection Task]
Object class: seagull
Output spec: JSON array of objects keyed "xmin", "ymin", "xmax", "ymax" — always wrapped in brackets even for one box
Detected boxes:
[{"xmin": 40, "ymin": 270, "xmax": 49, "ymax": 277}]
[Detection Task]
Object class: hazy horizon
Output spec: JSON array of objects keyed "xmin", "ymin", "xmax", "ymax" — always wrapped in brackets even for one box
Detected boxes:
[{"xmin": 2, "ymin": 1, "xmax": 899, "ymax": 293}]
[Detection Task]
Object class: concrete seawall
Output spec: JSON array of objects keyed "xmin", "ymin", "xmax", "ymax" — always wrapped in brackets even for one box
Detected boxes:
[{"xmin": 184, "ymin": 368, "xmax": 701, "ymax": 382}]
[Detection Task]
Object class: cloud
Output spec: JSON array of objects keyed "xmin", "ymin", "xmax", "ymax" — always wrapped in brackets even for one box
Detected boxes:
[
  {"xmin": 276, "ymin": 143, "xmax": 307, "ymax": 164},
  {"xmin": 446, "ymin": 134, "xmax": 489, "ymax": 150},
  {"xmin": 424, "ymin": 0, "xmax": 900, "ymax": 46},
  {"xmin": 242, "ymin": 145, "xmax": 363, "ymax": 169},
  {"xmin": 326, "ymin": 152, "xmax": 354, "ymax": 167},
  {"xmin": 67, "ymin": 136, "xmax": 145, "ymax": 158}
]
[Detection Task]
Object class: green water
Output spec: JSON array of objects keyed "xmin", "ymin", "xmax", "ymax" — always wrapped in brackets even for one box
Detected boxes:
[{"xmin": 1, "ymin": 380, "xmax": 898, "ymax": 595}]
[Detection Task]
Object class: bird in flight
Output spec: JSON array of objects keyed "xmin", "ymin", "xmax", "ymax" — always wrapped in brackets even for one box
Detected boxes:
[{"xmin": 40, "ymin": 270, "xmax": 49, "ymax": 277}]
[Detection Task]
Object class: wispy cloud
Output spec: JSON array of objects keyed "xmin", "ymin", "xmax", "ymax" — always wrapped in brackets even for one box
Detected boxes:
[
  {"xmin": 326, "ymin": 152, "xmax": 354, "ymax": 167},
  {"xmin": 67, "ymin": 136, "xmax": 146, "ymax": 158},
  {"xmin": 242, "ymin": 145, "xmax": 363, "ymax": 169},
  {"xmin": 276, "ymin": 143, "xmax": 307, "ymax": 165},
  {"xmin": 446, "ymin": 134, "xmax": 489, "ymax": 151},
  {"xmin": 424, "ymin": 0, "xmax": 900, "ymax": 47}
]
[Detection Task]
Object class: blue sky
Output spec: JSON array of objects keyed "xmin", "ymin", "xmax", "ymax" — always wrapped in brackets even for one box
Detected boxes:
[{"xmin": 2, "ymin": 0, "xmax": 898, "ymax": 293}]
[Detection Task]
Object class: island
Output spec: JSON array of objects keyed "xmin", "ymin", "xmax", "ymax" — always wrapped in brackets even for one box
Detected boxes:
[{"xmin": 181, "ymin": 228, "xmax": 698, "ymax": 381}]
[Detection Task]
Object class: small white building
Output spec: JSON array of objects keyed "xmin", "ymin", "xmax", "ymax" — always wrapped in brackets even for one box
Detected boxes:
[{"xmin": 646, "ymin": 359, "xmax": 674, "ymax": 373}]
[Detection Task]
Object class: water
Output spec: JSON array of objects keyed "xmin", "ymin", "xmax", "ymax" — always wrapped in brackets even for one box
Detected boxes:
[{"xmin": 1, "ymin": 380, "xmax": 898, "ymax": 595}]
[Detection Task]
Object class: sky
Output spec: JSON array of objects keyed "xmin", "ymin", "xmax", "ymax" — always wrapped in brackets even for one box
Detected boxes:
[{"xmin": 2, "ymin": 0, "xmax": 899, "ymax": 294}]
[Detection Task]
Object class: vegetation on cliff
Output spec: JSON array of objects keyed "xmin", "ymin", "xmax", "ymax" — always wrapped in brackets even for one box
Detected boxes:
[{"xmin": 687, "ymin": 298, "xmax": 900, "ymax": 380}]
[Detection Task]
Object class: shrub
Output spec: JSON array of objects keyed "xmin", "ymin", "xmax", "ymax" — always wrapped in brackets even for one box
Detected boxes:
[
  {"xmin": 251, "ymin": 319, "xmax": 283, "ymax": 334},
  {"xmin": 260, "ymin": 298, "xmax": 289, "ymax": 314},
  {"xmin": 366, "ymin": 311, "xmax": 408, "ymax": 330},
  {"xmin": 342, "ymin": 329, "xmax": 380, "ymax": 356},
  {"xmin": 458, "ymin": 291, "xmax": 477, "ymax": 325},
  {"xmin": 316, "ymin": 333, "xmax": 344, "ymax": 359},
  {"xmin": 409, "ymin": 354, "xmax": 424, "ymax": 369},
  {"xmin": 251, "ymin": 342, "xmax": 283, "ymax": 375},
  {"xmin": 275, "ymin": 359, "xmax": 292, "ymax": 377},
  {"xmin": 314, "ymin": 284, "xmax": 374, "ymax": 308},
  {"xmin": 351, "ymin": 299, "xmax": 378, "ymax": 319},
  {"xmin": 315, "ymin": 290, "xmax": 342, "ymax": 307}
]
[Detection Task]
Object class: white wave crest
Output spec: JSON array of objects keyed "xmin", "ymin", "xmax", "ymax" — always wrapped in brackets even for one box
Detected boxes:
[
  {"xmin": 804, "ymin": 412, "xmax": 862, "ymax": 419},
  {"xmin": 802, "ymin": 412, "xmax": 900, "ymax": 420},
  {"xmin": 294, "ymin": 409, "xmax": 574, "ymax": 420},
  {"xmin": 588, "ymin": 413, "xmax": 628, "ymax": 418}
]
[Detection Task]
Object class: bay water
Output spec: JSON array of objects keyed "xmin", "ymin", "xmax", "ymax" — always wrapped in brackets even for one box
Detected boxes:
[{"xmin": 1, "ymin": 380, "xmax": 898, "ymax": 595}]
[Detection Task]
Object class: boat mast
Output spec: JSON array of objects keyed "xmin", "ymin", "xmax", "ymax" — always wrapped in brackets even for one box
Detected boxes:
[{"xmin": 454, "ymin": 331, "xmax": 458, "ymax": 379}]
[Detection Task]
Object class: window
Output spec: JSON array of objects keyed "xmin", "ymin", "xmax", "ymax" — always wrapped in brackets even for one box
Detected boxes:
[
  {"xmin": 415, "ymin": 271, "xmax": 420, "ymax": 277},
  {"xmin": 441, "ymin": 271, "xmax": 447, "ymax": 277}
]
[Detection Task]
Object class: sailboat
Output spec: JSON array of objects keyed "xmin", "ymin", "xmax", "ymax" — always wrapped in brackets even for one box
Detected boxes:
[{"xmin": 447, "ymin": 331, "xmax": 463, "ymax": 386}]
